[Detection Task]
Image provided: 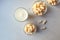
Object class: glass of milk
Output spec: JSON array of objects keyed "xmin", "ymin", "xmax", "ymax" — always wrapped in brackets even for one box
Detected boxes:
[{"xmin": 15, "ymin": 7, "xmax": 28, "ymax": 22}]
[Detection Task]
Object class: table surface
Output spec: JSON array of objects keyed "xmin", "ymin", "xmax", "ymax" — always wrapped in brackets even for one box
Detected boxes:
[{"xmin": 0, "ymin": 0, "xmax": 60, "ymax": 40}]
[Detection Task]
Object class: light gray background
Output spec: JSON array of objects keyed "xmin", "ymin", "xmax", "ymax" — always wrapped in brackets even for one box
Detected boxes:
[{"xmin": 0, "ymin": 0, "xmax": 60, "ymax": 40}]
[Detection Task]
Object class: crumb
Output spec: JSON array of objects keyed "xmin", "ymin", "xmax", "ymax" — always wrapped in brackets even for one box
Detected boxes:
[
  {"xmin": 40, "ymin": 26, "xmax": 47, "ymax": 30},
  {"xmin": 42, "ymin": 20, "xmax": 47, "ymax": 25},
  {"xmin": 38, "ymin": 20, "xmax": 42, "ymax": 24}
]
